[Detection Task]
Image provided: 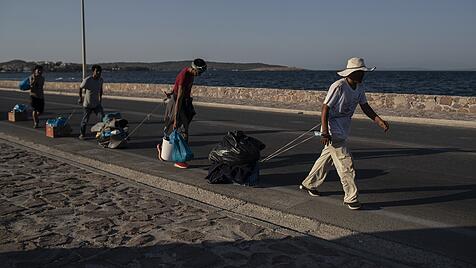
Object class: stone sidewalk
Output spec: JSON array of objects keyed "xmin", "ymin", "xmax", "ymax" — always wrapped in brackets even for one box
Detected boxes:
[{"xmin": 0, "ymin": 141, "xmax": 388, "ymax": 268}]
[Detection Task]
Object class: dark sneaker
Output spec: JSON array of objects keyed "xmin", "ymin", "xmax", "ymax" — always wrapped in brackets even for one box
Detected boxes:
[
  {"xmin": 78, "ymin": 134, "xmax": 85, "ymax": 140},
  {"xmin": 174, "ymin": 162, "xmax": 189, "ymax": 169},
  {"xmin": 33, "ymin": 123, "xmax": 39, "ymax": 129},
  {"xmin": 344, "ymin": 202, "xmax": 361, "ymax": 210},
  {"xmin": 299, "ymin": 185, "xmax": 320, "ymax": 196}
]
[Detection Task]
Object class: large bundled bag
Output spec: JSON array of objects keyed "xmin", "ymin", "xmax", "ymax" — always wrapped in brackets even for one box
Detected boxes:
[
  {"xmin": 171, "ymin": 130, "xmax": 193, "ymax": 162},
  {"xmin": 97, "ymin": 128, "xmax": 128, "ymax": 148},
  {"xmin": 208, "ymin": 131, "xmax": 265, "ymax": 165},
  {"xmin": 206, "ymin": 162, "xmax": 259, "ymax": 186},
  {"xmin": 19, "ymin": 78, "xmax": 30, "ymax": 91},
  {"xmin": 206, "ymin": 131, "xmax": 264, "ymax": 185},
  {"xmin": 95, "ymin": 117, "xmax": 129, "ymax": 149}
]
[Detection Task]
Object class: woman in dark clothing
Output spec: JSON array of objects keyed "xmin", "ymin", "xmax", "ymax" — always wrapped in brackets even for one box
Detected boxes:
[{"xmin": 29, "ymin": 65, "xmax": 45, "ymax": 128}]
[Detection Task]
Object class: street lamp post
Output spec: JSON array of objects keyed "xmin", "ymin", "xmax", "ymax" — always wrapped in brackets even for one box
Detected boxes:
[{"xmin": 81, "ymin": 0, "xmax": 86, "ymax": 80}]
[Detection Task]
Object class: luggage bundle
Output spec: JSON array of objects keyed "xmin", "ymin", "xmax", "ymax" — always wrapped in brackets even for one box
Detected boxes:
[
  {"xmin": 8, "ymin": 104, "xmax": 29, "ymax": 122},
  {"xmin": 12, "ymin": 104, "xmax": 28, "ymax": 113},
  {"xmin": 45, "ymin": 116, "xmax": 72, "ymax": 138},
  {"xmin": 91, "ymin": 112, "xmax": 129, "ymax": 149},
  {"xmin": 206, "ymin": 131, "xmax": 265, "ymax": 186}
]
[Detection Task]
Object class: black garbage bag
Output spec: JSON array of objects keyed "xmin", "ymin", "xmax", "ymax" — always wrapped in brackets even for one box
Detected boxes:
[
  {"xmin": 206, "ymin": 161, "xmax": 258, "ymax": 185},
  {"xmin": 209, "ymin": 131, "xmax": 265, "ymax": 165}
]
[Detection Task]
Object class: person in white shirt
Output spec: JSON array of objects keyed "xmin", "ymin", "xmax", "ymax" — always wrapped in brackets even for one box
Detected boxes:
[
  {"xmin": 300, "ymin": 57, "xmax": 389, "ymax": 210},
  {"xmin": 78, "ymin": 65, "xmax": 104, "ymax": 140}
]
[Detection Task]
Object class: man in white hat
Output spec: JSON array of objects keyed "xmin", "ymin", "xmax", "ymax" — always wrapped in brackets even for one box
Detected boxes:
[{"xmin": 300, "ymin": 57, "xmax": 389, "ymax": 210}]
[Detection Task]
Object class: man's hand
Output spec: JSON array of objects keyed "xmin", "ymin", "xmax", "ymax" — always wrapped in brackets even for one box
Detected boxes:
[
  {"xmin": 375, "ymin": 117, "xmax": 389, "ymax": 132},
  {"xmin": 320, "ymin": 132, "xmax": 332, "ymax": 146}
]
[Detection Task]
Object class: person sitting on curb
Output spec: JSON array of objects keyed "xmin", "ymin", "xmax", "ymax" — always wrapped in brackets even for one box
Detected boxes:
[
  {"xmin": 78, "ymin": 65, "xmax": 104, "ymax": 140},
  {"xmin": 158, "ymin": 58, "xmax": 207, "ymax": 169},
  {"xmin": 29, "ymin": 65, "xmax": 45, "ymax": 128},
  {"xmin": 300, "ymin": 57, "xmax": 389, "ymax": 210}
]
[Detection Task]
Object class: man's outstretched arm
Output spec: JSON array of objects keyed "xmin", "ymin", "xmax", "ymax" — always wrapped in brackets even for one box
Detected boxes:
[
  {"xmin": 320, "ymin": 104, "xmax": 332, "ymax": 145},
  {"xmin": 360, "ymin": 103, "xmax": 389, "ymax": 132}
]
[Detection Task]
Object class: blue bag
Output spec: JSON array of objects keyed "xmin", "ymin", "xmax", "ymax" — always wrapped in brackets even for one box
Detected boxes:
[
  {"xmin": 19, "ymin": 77, "xmax": 30, "ymax": 91},
  {"xmin": 103, "ymin": 112, "xmax": 122, "ymax": 123},
  {"xmin": 102, "ymin": 130, "xmax": 112, "ymax": 138},
  {"xmin": 13, "ymin": 104, "xmax": 27, "ymax": 113},
  {"xmin": 171, "ymin": 130, "xmax": 194, "ymax": 162},
  {"xmin": 46, "ymin": 116, "xmax": 67, "ymax": 127}
]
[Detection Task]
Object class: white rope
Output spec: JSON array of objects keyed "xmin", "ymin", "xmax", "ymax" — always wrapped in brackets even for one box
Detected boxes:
[
  {"xmin": 262, "ymin": 123, "xmax": 320, "ymax": 161},
  {"xmin": 260, "ymin": 135, "xmax": 315, "ymax": 163},
  {"xmin": 64, "ymin": 107, "xmax": 78, "ymax": 125},
  {"xmin": 260, "ymin": 123, "xmax": 320, "ymax": 162},
  {"xmin": 122, "ymin": 100, "xmax": 166, "ymax": 141},
  {"xmin": 260, "ymin": 123, "xmax": 321, "ymax": 162}
]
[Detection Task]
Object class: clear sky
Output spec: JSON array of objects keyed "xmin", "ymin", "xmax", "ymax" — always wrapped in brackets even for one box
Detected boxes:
[{"xmin": 1, "ymin": 0, "xmax": 475, "ymax": 70}]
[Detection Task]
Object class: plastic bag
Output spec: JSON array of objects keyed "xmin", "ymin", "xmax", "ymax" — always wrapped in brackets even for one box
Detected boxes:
[
  {"xmin": 13, "ymin": 104, "xmax": 28, "ymax": 113},
  {"xmin": 46, "ymin": 116, "xmax": 67, "ymax": 127},
  {"xmin": 171, "ymin": 130, "xmax": 193, "ymax": 162},
  {"xmin": 91, "ymin": 122, "xmax": 106, "ymax": 133},
  {"xmin": 19, "ymin": 78, "xmax": 30, "ymax": 91},
  {"xmin": 102, "ymin": 112, "xmax": 122, "ymax": 123},
  {"xmin": 209, "ymin": 131, "xmax": 265, "ymax": 165}
]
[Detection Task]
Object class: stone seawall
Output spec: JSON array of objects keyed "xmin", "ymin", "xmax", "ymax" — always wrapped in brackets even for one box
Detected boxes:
[{"xmin": 1, "ymin": 80, "xmax": 475, "ymax": 120}]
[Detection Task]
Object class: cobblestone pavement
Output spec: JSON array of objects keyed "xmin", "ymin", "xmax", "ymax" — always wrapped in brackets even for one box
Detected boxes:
[{"xmin": 0, "ymin": 141, "xmax": 385, "ymax": 268}]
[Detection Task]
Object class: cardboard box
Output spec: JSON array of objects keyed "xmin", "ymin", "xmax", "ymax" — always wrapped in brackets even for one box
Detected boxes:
[
  {"xmin": 8, "ymin": 111, "xmax": 28, "ymax": 122},
  {"xmin": 45, "ymin": 124, "xmax": 72, "ymax": 138}
]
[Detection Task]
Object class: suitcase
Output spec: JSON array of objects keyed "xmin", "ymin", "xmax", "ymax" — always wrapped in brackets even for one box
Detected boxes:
[
  {"xmin": 8, "ymin": 111, "xmax": 28, "ymax": 122},
  {"xmin": 45, "ymin": 124, "xmax": 72, "ymax": 138}
]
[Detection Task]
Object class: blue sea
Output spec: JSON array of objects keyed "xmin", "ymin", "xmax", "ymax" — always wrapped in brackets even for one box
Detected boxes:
[{"xmin": 1, "ymin": 70, "xmax": 475, "ymax": 96}]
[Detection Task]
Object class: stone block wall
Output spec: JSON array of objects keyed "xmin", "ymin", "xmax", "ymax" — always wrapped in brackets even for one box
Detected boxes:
[{"xmin": 1, "ymin": 80, "xmax": 475, "ymax": 118}]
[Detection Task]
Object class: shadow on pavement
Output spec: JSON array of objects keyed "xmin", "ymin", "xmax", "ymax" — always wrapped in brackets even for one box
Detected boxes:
[
  {"xmin": 258, "ymin": 169, "xmax": 388, "ymax": 188},
  {"xmin": 0, "ymin": 228, "xmax": 473, "ymax": 267},
  {"xmin": 313, "ymin": 184, "xmax": 476, "ymax": 209},
  {"xmin": 191, "ymin": 129, "xmax": 289, "ymax": 138},
  {"xmin": 332, "ymin": 226, "xmax": 476, "ymax": 266},
  {"xmin": 352, "ymin": 147, "xmax": 476, "ymax": 160}
]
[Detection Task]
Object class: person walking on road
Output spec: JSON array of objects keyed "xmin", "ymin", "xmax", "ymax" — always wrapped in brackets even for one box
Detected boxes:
[
  {"xmin": 300, "ymin": 57, "xmax": 389, "ymax": 210},
  {"xmin": 29, "ymin": 65, "xmax": 45, "ymax": 128},
  {"xmin": 158, "ymin": 58, "xmax": 207, "ymax": 169},
  {"xmin": 78, "ymin": 65, "xmax": 104, "ymax": 140}
]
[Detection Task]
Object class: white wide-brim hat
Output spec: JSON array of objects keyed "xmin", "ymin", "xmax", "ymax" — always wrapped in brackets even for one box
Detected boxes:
[{"xmin": 337, "ymin": 57, "xmax": 376, "ymax": 77}]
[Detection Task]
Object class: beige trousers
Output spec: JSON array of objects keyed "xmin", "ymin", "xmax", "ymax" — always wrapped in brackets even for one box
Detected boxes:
[{"xmin": 301, "ymin": 140, "xmax": 358, "ymax": 203}]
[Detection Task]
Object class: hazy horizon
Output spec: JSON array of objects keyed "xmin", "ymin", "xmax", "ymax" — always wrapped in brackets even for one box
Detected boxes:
[
  {"xmin": 1, "ymin": 1, "xmax": 475, "ymax": 70},
  {"xmin": 2, "ymin": 58, "xmax": 475, "ymax": 72}
]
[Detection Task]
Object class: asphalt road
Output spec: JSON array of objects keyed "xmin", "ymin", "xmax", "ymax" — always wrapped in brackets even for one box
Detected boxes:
[{"xmin": 1, "ymin": 89, "xmax": 476, "ymax": 265}]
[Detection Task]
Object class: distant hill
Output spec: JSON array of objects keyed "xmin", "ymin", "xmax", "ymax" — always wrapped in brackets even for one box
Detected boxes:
[{"xmin": 0, "ymin": 60, "xmax": 304, "ymax": 72}]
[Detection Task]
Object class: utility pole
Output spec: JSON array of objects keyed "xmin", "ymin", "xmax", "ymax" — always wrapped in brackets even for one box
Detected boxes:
[{"xmin": 81, "ymin": 0, "xmax": 87, "ymax": 80}]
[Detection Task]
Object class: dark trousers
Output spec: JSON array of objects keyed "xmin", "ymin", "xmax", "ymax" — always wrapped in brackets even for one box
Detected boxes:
[{"xmin": 80, "ymin": 105, "xmax": 104, "ymax": 136}]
